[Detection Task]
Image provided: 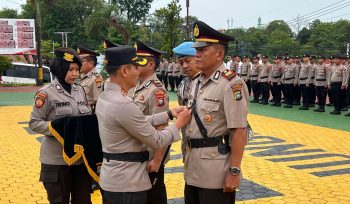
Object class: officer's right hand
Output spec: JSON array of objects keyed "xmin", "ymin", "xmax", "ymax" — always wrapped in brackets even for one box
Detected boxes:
[
  {"xmin": 171, "ymin": 106, "xmax": 187, "ymax": 118},
  {"xmin": 175, "ymin": 109, "xmax": 192, "ymax": 129}
]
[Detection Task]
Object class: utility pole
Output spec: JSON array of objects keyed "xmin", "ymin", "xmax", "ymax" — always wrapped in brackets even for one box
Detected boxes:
[
  {"xmin": 34, "ymin": 0, "xmax": 43, "ymax": 86},
  {"xmin": 347, "ymin": 43, "xmax": 349, "ymax": 57},
  {"xmin": 54, "ymin": 31, "xmax": 72, "ymax": 47},
  {"xmin": 186, "ymin": 0, "xmax": 190, "ymax": 38}
]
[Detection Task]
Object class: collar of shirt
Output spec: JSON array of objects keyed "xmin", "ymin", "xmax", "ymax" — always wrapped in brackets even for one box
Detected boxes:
[
  {"xmin": 81, "ymin": 68, "xmax": 97, "ymax": 78},
  {"xmin": 198, "ymin": 63, "xmax": 226, "ymax": 85},
  {"xmin": 136, "ymin": 73, "xmax": 157, "ymax": 91}
]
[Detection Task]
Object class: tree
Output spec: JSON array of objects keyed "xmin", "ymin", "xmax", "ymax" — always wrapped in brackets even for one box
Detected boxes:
[
  {"xmin": 265, "ymin": 20, "xmax": 293, "ymax": 37},
  {"xmin": 0, "ymin": 8, "xmax": 18, "ymax": 18},
  {"xmin": 265, "ymin": 30, "xmax": 299, "ymax": 56},
  {"xmin": 112, "ymin": 0, "xmax": 153, "ymax": 25},
  {"xmin": 154, "ymin": 0, "xmax": 184, "ymax": 57},
  {"xmin": 296, "ymin": 27, "xmax": 311, "ymax": 45},
  {"xmin": 41, "ymin": 40, "xmax": 60, "ymax": 65},
  {"xmin": 0, "ymin": 56, "xmax": 13, "ymax": 76}
]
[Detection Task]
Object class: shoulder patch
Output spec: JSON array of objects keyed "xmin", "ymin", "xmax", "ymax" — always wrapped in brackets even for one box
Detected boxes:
[
  {"xmin": 155, "ymin": 90, "xmax": 166, "ymax": 107},
  {"xmin": 35, "ymin": 92, "xmax": 47, "ymax": 108},
  {"xmin": 152, "ymin": 80, "xmax": 163, "ymax": 87},
  {"xmin": 95, "ymin": 77, "xmax": 103, "ymax": 88},
  {"xmin": 222, "ymin": 69, "xmax": 237, "ymax": 80},
  {"xmin": 231, "ymin": 84, "xmax": 243, "ymax": 101}
]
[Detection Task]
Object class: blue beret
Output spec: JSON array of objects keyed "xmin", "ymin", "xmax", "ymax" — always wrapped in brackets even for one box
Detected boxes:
[{"xmin": 173, "ymin": 42, "xmax": 196, "ymax": 58}]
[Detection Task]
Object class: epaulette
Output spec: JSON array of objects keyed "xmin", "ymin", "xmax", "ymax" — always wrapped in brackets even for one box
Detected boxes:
[
  {"xmin": 222, "ymin": 69, "xmax": 237, "ymax": 81},
  {"xmin": 94, "ymin": 72, "xmax": 102, "ymax": 78},
  {"xmin": 192, "ymin": 72, "xmax": 201, "ymax": 80},
  {"xmin": 144, "ymin": 80, "xmax": 152, "ymax": 88},
  {"xmin": 152, "ymin": 79, "xmax": 163, "ymax": 87}
]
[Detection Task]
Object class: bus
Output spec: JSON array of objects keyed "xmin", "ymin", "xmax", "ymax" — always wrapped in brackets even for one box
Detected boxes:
[{"xmin": 1, "ymin": 62, "xmax": 53, "ymax": 84}]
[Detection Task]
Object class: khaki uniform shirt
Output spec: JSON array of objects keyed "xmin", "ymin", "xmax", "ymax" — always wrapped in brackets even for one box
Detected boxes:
[
  {"xmin": 282, "ymin": 64, "xmax": 299, "ymax": 85},
  {"xmin": 167, "ymin": 62, "xmax": 175, "ymax": 77},
  {"xmin": 258, "ymin": 63, "xmax": 271, "ymax": 83},
  {"xmin": 269, "ymin": 63, "xmax": 283, "ymax": 83},
  {"xmin": 250, "ymin": 63, "xmax": 260, "ymax": 80},
  {"xmin": 80, "ymin": 68, "xmax": 103, "ymax": 106},
  {"xmin": 172, "ymin": 63, "xmax": 181, "ymax": 77},
  {"xmin": 96, "ymin": 82, "xmax": 180, "ymax": 192},
  {"xmin": 184, "ymin": 64, "xmax": 248, "ymax": 189},
  {"xmin": 177, "ymin": 76, "xmax": 192, "ymax": 106},
  {"xmin": 29, "ymin": 78, "xmax": 91, "ymax": 165},
  {"xmin": 328, "ymin": 65, "xmax": 348, "ymax": 86},
  {"xmin": 314, "ymin": 64, "xmax": 329, "ymax": 86},
  {"xmin": 239, "ymin": 62, "xmax": 251, "ymax": 81},
  {"xmin": 298, "ymin": 62, "xmax": 312, "ymax": 85}
]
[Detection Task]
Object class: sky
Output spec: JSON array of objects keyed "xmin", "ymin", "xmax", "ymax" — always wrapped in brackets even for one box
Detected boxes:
[{"xmin": 1, "ymin": 0, "xmax": 350, "ymax": 30}]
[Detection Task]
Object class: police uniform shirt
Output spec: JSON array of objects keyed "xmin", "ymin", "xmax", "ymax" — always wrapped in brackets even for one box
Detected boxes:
[
  {"xmin": 239, "ymin": 62, "xmax": 251, "ymax": 81},
  {"xmin": 29, "ymin": 78, "xmax": 91, "ymax": 165},
  {"xmin": 282, "ymin": 64, "xmax": 298, "ymax": 84},
  {"xmin": 133, "ymin": 73, "xmax": 169, "ymax": 116},
  {"xmin": 172, "ymin": 63, "xmax": 181, "ymax": 77},
  {"xmin": 177, "ymin": 76, "xmax": 192, "ymax": 106},
  {"xmin": 298, "ymin": 62, "xmax": 312, "ymax": 85},
  {"xmin": 269, "ymin": 63, "xmax": 283, "ymax": 83},
  {"xmin": 250, "ymin": 63, "xmax": 260, "ymax": 80},
  {"xmin": 184, "ymin": 64, "xmax": 248, "ymax": 189},
  {"xmin": 258, "ymin": 63, "xmax": 271, "ymax": 82},
  {"xmin": 96, "ymin": 82, "xmax": 181, "ymax": 192},
  {"xmin": 167, "ymin": 62, "xmax": 175, "ymax": 76},
  {"xmin": 328, "ymin": 64, "xmax": 348, "ymax": 86},
  {"xmin": 80, "ymin": 68, "xmax": 103, "ymax": 105}
]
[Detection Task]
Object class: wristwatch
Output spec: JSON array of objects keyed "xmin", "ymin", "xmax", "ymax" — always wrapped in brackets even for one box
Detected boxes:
[{"xmin": 229, "ymin": 167, "xmax": 241, "ymax": 176}]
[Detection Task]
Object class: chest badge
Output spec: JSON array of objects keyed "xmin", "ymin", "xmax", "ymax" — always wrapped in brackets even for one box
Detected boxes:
[
  {"xmin": 204, "ymin": 114, "xmax": 213, "ymax": 123},
  {"xmin": 139, "ymin": 95, "xmax": 144, "ymax": 101}
]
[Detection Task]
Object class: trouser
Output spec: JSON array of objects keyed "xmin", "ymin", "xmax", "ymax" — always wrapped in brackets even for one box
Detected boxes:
[
  {"xmin": 163, "ymin": 74, "xmax": 168, "ymax": 91},
  {"xmin": 272, "ymin": 82, "xmax": 282, "ymax": 104},
  {"xmin": 316, "ymin": 86, "xmax": 327, "ymax": 109},
  {"xmin": 251, "ymin": 80, "xmax": 261, "ymax": 101},
  {"xmin": 40, "ymin": 163, "xmax": 92, "ymax": 204},
  {"xmin": 293, "ymin": 85, "xmax": 301, "ymax": 104},
  {"xmin": 156, "ymin": 74, "xmax": 162, "ymax": 83},
  {"xmin": 340, "ymin": 88, "xmax": 347, "ymax": 109},
  {"xmin": 309, "ymin": 83, "xmax": 316, "ymax": 105},
  {"xmin": 101, "ymin": 189, "xmax": 147, "ymax": 204},
  {"xmin": 331, "ymin": 82, "xmax": 342, "ymax": 111},
  {"xmin": 281, "ymin": 84, "xmax": 287, "ymax": 100},
  {"xmin": 261, "ymin": 82, "xmax": 269, "ymax": 103},
  {"xmin": 285, "ymin": 84, "xmax": 294, "ymax": 105},
  {"xmin": 174, "ymin": 76, "xmax": 181, "ymax": 89},
  {"xmin": 347, "ymin": 81, "xmax": 350, "ymax": 106},
  {"xmin": 245, "ymin": 79, "xmax": 251, "ymax": 96},
  {"xmin": 300, "ymin": 84, "xmax": 309, "ymax": 107},
  {"xmin": 168, "ymin": 76, "xmax": 175, "ymax": 91},
  {"xmin": 327, "ymin": 89, "xmax": 333, "ymax": 104},
  {"xmin": 147, "ymin": 165, "xmax": 167, "ymax": 204},
  {"xmin": 184, "ymin": 184, "xmax": 236, "ymax": 204}
]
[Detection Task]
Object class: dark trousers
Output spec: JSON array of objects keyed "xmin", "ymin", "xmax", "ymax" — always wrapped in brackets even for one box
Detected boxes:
[
  {"xmin": 101, "ymin": 189, "xmax": 147, "ymax": 204},
  {"xmin": 293, "ymin": 85, "xmax": 301, "ymax": 104},
  {"xmin": 40, "ymin": 163, "xmax": 92, "ymax": 204},
  {"xmin": 309, "ymin": 84, "xmax": 316, "ymax": 105},
  {"xmin": 272, "ymin": 82, "xmax": 282, "ymax": 104},
  {"xmin": 300, "ymin": 84, "xmax": 309, "ymax": 107},
  {"xmin": 168, "ymin": 76, "xmax": 175, "ymax": 91},
  {"xmin": 285, "ymin": 84, "xmax": 294, "ymax": 105},
  {"xmin": 328, "ymin": 89, "xmax": 333, "ymax": 104},
  {"xmin": 156, "ymin": 74, "xmax": 162, "ymax": 83},
  {"xmin": 184, "ymin": 184, "xmax": 236, "ymax": 204},
  {"xmin": 281, "ymin": 84, "xmax": 287, "ymax": 100},
  {"xmin": 251, "ymin": 80, "xmax": 261, "ymax": 101},
  {"xmin": 163, "ymin": 74, "xmax": 168, "ymax": 91},
  {"xmin": 175, "ymin": 76, "xmax": 182, "ymax": 89},
  {"xmin": 147, "ymin": 165, "xmax": 167, "ymax": 204},
  {"xmin": 261, "ymin": 82, "xmax": 270, "ymax": 103},
  {"xmin": 331, "ymin": 82, "xmax": 342, "ymax": 111},
  {"xmin": 347, "ymin": 81, "xmax": 350, "ymax": 106},
  {"xmin": 316, "ymin": 86, "xmax": 327, "ymax": 109},
  {"xmin": 245, "ymin": 79, "xmax": 251, "ymax": 96},
  {"xmin": 340, "ymin": 88, "xmax": 347, "ymax": 109}
]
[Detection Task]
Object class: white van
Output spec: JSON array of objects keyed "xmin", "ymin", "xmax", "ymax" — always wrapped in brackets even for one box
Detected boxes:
[{"xmin": 1, "ymin": 62, "xmax": 53, "ymax": 84}]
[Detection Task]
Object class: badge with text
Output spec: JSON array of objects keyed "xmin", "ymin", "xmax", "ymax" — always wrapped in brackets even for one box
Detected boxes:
[
  {"xmin": 155, "ymin": 90, "xmax": 165, "ymax": 107},
  {"xmin": 231, "ymin": 84, "xmax": 243, "ymax": 101},
  {"xmin": 35, "ymin": 93, "xmax": 47, "ymax": 108}
]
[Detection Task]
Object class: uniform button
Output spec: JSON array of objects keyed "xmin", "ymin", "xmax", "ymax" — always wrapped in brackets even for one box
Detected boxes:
[
  {"xmin": 200, "ymin": 89, "xmax": 203, "ymax": 94},
  {"xmin": 189, "ymin": 128, "xmax": 193, "ymax": 132},
  {"xmin": 211, "ymin": 152, "xmax": 216, "ymax": 158},
  {"xmin": 207, "ymin": 108, "xmax": 210, "ymax": 112}
]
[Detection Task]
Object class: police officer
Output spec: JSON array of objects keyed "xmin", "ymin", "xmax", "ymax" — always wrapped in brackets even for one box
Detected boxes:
[
  {"xmin": 269, "ymin": 56, "xmax": 283, "ymax": 107},
  {"xmin": 240, "ymin": 56, "xmax": 251, "ymax": 96},
  {"xmin": 131, "ymin": 40, "xmax": 169, "ymax": 204},
  {"xmin": 313, "ymin": 56, "xmax": 329, "ymax": 112},
  {"xmin": 162, "ymin": 58, "xmax": 169, "ymax": 90},
  {"xmin": 96, "ymin": 45, "xmax": 191, "ymax": 204},
  {"xmin": 78, "ymin": 46, "xmax": 103, "ymax": 113},
  {"xmin": 293, "ymin": 56, "xmax": 302, "ymax": 105},
  {"xmin": 184, "ymin": 21, "xmax": 248, "ymax": 204},
  {"xmin": 282, "ymin": 56, "xmax": 299, "ymax": 108},
  {"xmin": 173, "ymin": 60, "xmax": 181, "ymax": 88},
  {"xmin": 309, "ymin": 56, "xmax": 317, "ymax": 107},
  {"xmin": 258, "ymin": 55, "xmax": 271, "ymax": 105},
  {"xmin": 250, "ymin": 56, "xmax": 261, "ymax": 103},
  {"xmin": 340, "ymin": 56, "xmax": 349, "ymax": 112},
  {"xmin": 29, "ymin": 48, "xmax": 92, "ymax": 203},
  {"xmin": 167, "ymin": 58, "xmax": 175, "ymax": 92},
  {"xmin": 298, "ymin": 54, "xmax": 312, "ymax": 110},
  {"xmin": 328, "ymin": 55, "xmax": 348, "ymax": 115}
]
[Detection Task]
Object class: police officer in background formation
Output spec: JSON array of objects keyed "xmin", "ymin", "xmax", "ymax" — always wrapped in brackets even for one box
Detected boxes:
[
  {"xmin": 258, "ymin": 55, "xmax": 271, "ymax": 105},
  {"xmin": 173, "ymin": 59, "xmax": 182, "ymax": 88},
  {"xmin": 293, "ymin": 56, "xmax": 302, "ymax": 105},
  {"xmin": 340, "ymin": 56, "xmax": 349, "ymax": 112},
  {"xmin": 298, "ymin": 54, "xmax": 313, "ymax": 110},
  {"xmin": 130, "ymin": 40, "xmax": 169, "ymax": 204},
  {"xmin": 250, "ymin": 56, "xmax": 261, "ymax": 103},
  {"xmin": 269, "ymin": 56, "xmax": 283, "ymax": 107},
  {"xmin": 184, "ymin": 21, "xmax": 248, "ymax": 204},
  {"xmin": 313, "ymin": 56, "xmax": 329, "ymax": 112},
  {"xmin": 167, "ymin": 58, "xmax": 175, "ymax": 92},
  {"xmin": 328, "ymin": 55, "xmax": 348, "ymax": 115},
  {"xmin": 345, "ymin": 56, "xmax": 350, "ymax": 116},
  {"xmin": 29, "ymin": 48, "xmax": 92, "ymax": 203},
  {"xmin": 96, "ymin": 45, "xmax": 191, "ymax": 204},
  {"xmin": 161, "ymin": 58, "xmax": 169, "ymax": 90},
  {"xmin": 240, "ymin": 56, "xmax": 251, "ymax": 96},
  {"xmin": 282, "ymin": 56, "xmax": 299, "ymax": 108},
  {"xmin": 78, "ymin": 46, "xmax": 103, "ymax": 113}
]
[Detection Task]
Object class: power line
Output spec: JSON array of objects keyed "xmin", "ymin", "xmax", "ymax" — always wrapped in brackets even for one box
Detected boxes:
[
  {"xmin": 6, "ymin": 0, "xmax": 21, "ymax": 5},
  {"xmin": 321, "ymin": 12, "xmax": 350, "ymax": 21}
]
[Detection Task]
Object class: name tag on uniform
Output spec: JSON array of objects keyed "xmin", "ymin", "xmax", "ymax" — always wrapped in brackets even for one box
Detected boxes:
[
  {"xmin": 77, "ymin": 101, "xmax": 86, "ymax": 106},
  {"xmin": 55, "ymin": 102, "xmax": 70, "ymax": 107}
]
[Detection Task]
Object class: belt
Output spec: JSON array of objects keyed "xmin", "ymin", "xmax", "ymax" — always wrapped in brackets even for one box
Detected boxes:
[
  {"xmin": 273, "ymin": 76, "xmax": 281, "ymax": 79},
  {"xmin": 316, "ymin": 79, "xmax": 326, "ymax": 81},
  {"xmin": 260, "ymin": 76, "xmax": 268, "ymax": 79},
  {"xmin": 299, "ymin": 77, "xmax": 307, "ymax": 80},
  {"xmin": 251, "ymin": 75, "xmax": 258, "ymax": 77},
  {"xmin": 285, "ymin": 77, "xmax": 295, "ymax": 80},
  {"xmin": 240, "ymin": 74, "xmax": 247, "ymax": 76},
  {"xmin": 187, "ymin": 135, "xmax": 230, "ymax": 150},
  {"xmin": 103, "ymin": 151, "xmax": 149, "ymax": 163}
]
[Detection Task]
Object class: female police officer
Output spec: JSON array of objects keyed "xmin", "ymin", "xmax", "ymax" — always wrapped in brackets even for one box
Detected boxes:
[{"xmin": 29, "ymin": 47, "xmax": 92, "ymax": 203}]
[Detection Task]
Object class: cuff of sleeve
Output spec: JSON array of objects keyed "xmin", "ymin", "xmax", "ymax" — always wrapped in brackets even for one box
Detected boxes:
[
  {"xmin": 152, "ymin": 112, "xmax": 168, "ymax": 126},
  {"xmin": 167, "ymin": 124, "xmax": 181, "ymax": 142},
  {"xmin": 227, "ymin": 120, "xmax": 248, "ymax": 129}
]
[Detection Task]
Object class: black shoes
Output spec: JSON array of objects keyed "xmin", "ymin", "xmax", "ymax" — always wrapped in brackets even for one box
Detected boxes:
[{"xmin": 299, "ymin": 106, "xmax": 309, "ymax": 110}]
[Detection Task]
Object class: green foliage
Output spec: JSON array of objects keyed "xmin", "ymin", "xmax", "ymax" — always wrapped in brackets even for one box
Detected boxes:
[
  {"xmin": 41, "ymin": 40, "xmax": 60, "ymax": 65},
  {"xmin": 112, "ymin": 0, "xmax": 153, "ymax": 25},
  {"xmin": 0, "ymin": 8, "xmax": 18, "ymax": 18},
  {"xmin": 0, "ymin": 56, "xmax": 13, "ymax": 75}
]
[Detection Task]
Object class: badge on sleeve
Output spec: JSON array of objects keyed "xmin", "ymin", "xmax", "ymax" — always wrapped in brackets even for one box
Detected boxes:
[
  {"xmin": 35, "ymin": 92, "xmax": 47, "ymax": 108},
  {"xmin": 95, "ymin": 77, "xmax": 103, "ymax": 88},
  {"xmin": 231, "ymin": 84, "xmax": 242, "ymax": 101},
  {"xmin": 155, "ymin": 90, "xmax": 166, "ymax": 107}
]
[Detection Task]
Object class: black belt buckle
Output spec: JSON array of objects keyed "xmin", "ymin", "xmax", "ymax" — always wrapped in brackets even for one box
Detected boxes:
[{"xmin": 187, "ymin": 137, "xmax": 192, "ymax": 151}]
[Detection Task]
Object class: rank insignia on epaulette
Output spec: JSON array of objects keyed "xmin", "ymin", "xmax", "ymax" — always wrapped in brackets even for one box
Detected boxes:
[
  {"xmin": 95, "ymin": 77, "xmax": 103, "ymax": 88},
  {"xmin": 153, "ymin": 80, "xmax": 163, "ymax": 87},
  {"xmin": 222, "ymin": 69, "xmax": 237, "ymax": 80},
  {"xmin": 145, "ymin": 81, "xmax": 151, "ymax": 88}
]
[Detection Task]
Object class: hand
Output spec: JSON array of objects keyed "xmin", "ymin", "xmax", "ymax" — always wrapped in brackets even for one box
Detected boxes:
[
  {"xmin": 171, "ymin": 106, "xmax": 186, "ymax": 118},
  {"xmin": 147, "ymin": 158, "xmax": 161, "ymax": 173},
  {"xmin": 278, "ymin": 82, "xmax": 281, "ymax": 85},
  {"xmin": 175, "ymin": 108, "xmax": 192, "ymax": 129},
  {"xmin": 341, "ymin": 86, "xmax": 346, "ymax": 90},
  {"xmin": 223, "ymin": 172, "xmax": 241, "ymax": 193},
  {"xmin": 306, "ymin": 84, "xmax": 309, "ymax": 87}
]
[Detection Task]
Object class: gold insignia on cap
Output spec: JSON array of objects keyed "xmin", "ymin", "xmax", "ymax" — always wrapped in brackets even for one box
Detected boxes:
[
  {"xmin": 63, "ymin": 53, "xmax": 74, "ymax": 62},
  {"xmin": 103, "ymin": 42, "xmax": 107, "ymax": 49},
  {"xmin": 134, "ymin": 43, "xmax": 138, "ymax": 50},
  {"xmin": 194, "ymin": 24, "xmax": 199, "ymax": 37},
  {"xmin": 77, "ymin": 48, "xmax": 80, "ymax": 54}
]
